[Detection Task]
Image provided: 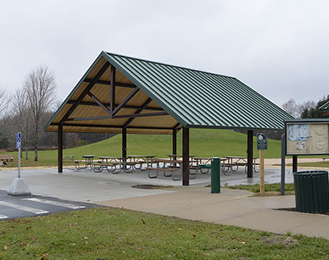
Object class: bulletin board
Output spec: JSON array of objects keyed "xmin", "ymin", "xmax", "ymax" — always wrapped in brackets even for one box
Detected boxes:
[{"xmin": 285, "ymin": 120, "xmax": 329, "ymax": 155}]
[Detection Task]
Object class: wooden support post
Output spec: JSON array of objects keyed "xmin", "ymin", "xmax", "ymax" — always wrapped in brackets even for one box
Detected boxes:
[
  {"xmin": 122, "ymin": 127, "xmax": 127, "ymax": 160},
  {"xmin": 58, "ymin": 124, "xmax": 63, "ymax": 173},
  {"xmin": 173, "ymin": 129, "xmax": 177, "ymax": 156},
  {"xmin": 182, "ymin": 127, "xmax": 189, "ymax": 186},
  {"xmin": 247, "ymin": 130, "xmax": 253, "ymax": 178},
  {"xmin": 110, "ymin": 65, "xmax": 115, "ymax": 117},
  {"xmin": 260, "ymin": 150, "xmax": 265, "ymax": 195}
]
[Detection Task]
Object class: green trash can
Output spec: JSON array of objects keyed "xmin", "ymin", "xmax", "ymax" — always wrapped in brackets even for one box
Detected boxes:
[
  {"xmin": 199, "ymin": 157, "xmax": 220, "ymax": 193},
  {"xmin": 293, "ymin": 171, "xmax": 329, "ymax": 213}
]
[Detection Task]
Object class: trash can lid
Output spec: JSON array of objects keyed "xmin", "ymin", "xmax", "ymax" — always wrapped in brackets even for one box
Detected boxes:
[{"xmin": 293, "ymin": 170, "xmax": 328, "ymax": 176}]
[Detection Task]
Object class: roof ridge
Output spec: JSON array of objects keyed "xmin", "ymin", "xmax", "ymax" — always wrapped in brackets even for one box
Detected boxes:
[{"xmin": 104, "ymin": 51, "xmax": 237, "ymax": 80}]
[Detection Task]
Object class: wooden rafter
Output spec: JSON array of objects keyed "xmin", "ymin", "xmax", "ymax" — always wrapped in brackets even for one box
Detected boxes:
[
  {"xmin": 112, "ymin": 87, "xmax": 140, "ymax": 116},
  {"xmin": 69, "ymin": 111, "xmax": 168, "ymax": 121},
  {"xmin": 66, "ymin": 100, "xmax": 164, "ymax": 111},
  {"xmin": 87, "ymin": 91, "xmax": 112, "ymax": 115},
  {"xmin": 55, "ymin": 122, "xmax": 175, "ymax": 130},
  {"xmin": 124, "ymin": 98, "xmax": 153, "ymax": 127},
  {"xmin": 84, "ymin": 78, "xmax": 136, "ymax": 88},
  {"xmin": 61, "ymin": 62, "xmax": 110, "ymax": 123}
]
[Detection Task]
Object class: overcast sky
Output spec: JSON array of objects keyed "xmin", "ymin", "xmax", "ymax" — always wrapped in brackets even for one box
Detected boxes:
[{"xmin": 1, "ymin": 0, "xmax": 328, "ymax": 109}]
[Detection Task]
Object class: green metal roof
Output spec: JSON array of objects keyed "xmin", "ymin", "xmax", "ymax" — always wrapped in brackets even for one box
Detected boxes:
[
  {"xmin": 320, "ymin": 101, "xmax": 329, "ymax": 112},
  {"xmin": 45, "ymin": 51, "xmax": 294, "ymax": 134},
  {"xmin": 104, "ymin": 52, "xmax": 293, "ymax": 129}
]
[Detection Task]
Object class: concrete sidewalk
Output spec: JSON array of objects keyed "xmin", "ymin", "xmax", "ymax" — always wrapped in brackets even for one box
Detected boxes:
[
  {"xmin": 0, "ymin": 166, "xmax": 329, "ymax": 240},
  {"xmin": 99, "ymin": 187, "xmax": 329, "ymax": 240}
]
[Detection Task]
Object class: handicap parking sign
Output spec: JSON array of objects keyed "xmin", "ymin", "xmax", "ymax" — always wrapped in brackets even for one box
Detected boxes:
[{"xmin": 16, "ymin": 132, "xmax": 21, "ymax": 149}]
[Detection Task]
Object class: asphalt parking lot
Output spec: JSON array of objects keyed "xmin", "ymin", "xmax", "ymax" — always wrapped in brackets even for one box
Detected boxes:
[{"xmin": 0, "ymin": 189, "xmax": 99, "ymax": 220}]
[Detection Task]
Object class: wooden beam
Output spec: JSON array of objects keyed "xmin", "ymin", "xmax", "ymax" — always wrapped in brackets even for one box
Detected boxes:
[
  {"xmin": 110, "ymin": 66, "xmax": 115, "ymax": 117},
  {"xmin": 70, "ymin": 111, "xmax": 168, "ymax": 121},
  {"xmin": 182, "ymin": 127, "xmax": 189, "ymax": 186},
  {"xmin": 84, "ymin": 78, "xmax": 136, "ymax": 88},
  {"xmin": 66, "ymin": 100, "xmax": 165, "ymax": 111},
  {"xmin": 61, "ymin": 62, "xmax": 110, "ymax": 123},
  {"xmin": 112, "ymin": 87, "xmax": 140, "ymax": 116},
  {"xmin": 87, "ymin": 91, "xmax": 111, "ymax": 115},
  {"xmin": 124, "ymin": 98, "xmax": 153, "ymax": 127},
  {"xmin": 50, "ymin": 122, "xmax": 176, "ymax": 130}
]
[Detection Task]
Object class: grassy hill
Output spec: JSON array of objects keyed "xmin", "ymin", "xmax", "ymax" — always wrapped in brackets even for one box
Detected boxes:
[
  {"xmin": 62, "ymin": 128, "xmax": 281, "ymax": 159},
  {"xmin": 6, "ymin": 129, "xmax": 282, "ymax": 167}
]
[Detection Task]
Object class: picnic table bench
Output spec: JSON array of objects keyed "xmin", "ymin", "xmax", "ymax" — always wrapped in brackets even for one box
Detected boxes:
[
  {"xmin": 63, "ymin": 155, "xmax": 75, "ymax": 162},
  {"xmin": 0, "ymin": 155, "xmax": 13, "ymax": 162}
]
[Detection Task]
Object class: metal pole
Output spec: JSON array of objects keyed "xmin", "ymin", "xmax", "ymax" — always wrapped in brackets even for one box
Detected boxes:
[
  {"xmin": 281, "ymin": 133, "xmax": 286, "ymax": 195},
  {"xmin": 293, "ymin": 155, "xmax": 298, "ymax": 173},
  {"xmin": 18, "ymin": 147, "xmax": 21, "ymax": 178}
]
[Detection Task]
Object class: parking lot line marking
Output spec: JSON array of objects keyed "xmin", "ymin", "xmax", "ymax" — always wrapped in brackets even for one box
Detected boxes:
[
  {"xmin": 0, "ymin": 214, "xmax": 8, "ymax": 219},
  {"xmin": 23, "ymin": 198, "xmax": 86, "ymax": 209},
  {"xmin": 0, "ymin": 201, "xmax": 49, "ymax": 215}
]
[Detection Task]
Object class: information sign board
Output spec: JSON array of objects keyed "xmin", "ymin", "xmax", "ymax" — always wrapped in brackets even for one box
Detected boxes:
[
  {"xmin": 257, "ymin": 133, "xmax": 267, "ymax": 150},
  {"xmin": 286, "ymin": 121, "xmax": 329, "ymax": 155}
]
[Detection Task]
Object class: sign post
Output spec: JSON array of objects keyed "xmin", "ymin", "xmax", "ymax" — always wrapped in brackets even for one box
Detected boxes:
[
  {"xmin": 8, "ymin": 132, "xmax": 31, "ymax": 196},
  {"xmin": 257, "ymin": 133, "xmax": 267, "ymax": 196},
  {"xmin": 16, "ymin": 132, "xmax": 21, "ymax": 178}
]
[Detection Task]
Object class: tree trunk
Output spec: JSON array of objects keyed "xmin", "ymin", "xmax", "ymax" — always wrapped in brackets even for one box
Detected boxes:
[
  {"xmin": 34, "ymin": 125, "xmax": 38, "ymax": 161},
  {"xmin": 34, "ymin": 147, "xmax": 38, "ymax": 161}
]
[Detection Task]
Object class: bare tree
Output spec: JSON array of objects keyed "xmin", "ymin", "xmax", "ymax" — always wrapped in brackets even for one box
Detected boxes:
[
  {"xmin": 298, "ymin": 100, "xmax": 316, "ymax": 117},
  {"xmin": 0, "ymin": 89, "xmax": 9, "ymax": 119},
  {"xmin": 23, "ymin": 65, "xmax": 57, "ymax": 161},
  {"xmin": 12, "ymin": 89, "xmax": 33, "ymax": 159},
  {"xmin": 282, "ymin": 99, "xmax": 298, "ymax": 118}
]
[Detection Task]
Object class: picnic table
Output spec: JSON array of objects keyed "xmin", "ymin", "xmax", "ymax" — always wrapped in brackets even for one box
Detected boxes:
[
  {"xmin": 128, "ymin": 155, "xmax": 155, "ymax": 171},
  {"xmin": 147, "ymin": 158, "xmax": 197, "ymax": 181},
  {"xmin": 93, "ymin": 156, "xmax": 123, "ymax": 173},
  {"xmin": 91, "ymin": 155, "xmax": 156, "ymax": 173},
  {"xmin": 193, "ymin": 157, "xmax": 227, "ymax": 174},
  {"xmin": 223, "ymin": 156, "xmax": 259, "ymax": 175},
  {"xmin": 75, "ymin": 155, "xmax": 95, "ymax": 170}
]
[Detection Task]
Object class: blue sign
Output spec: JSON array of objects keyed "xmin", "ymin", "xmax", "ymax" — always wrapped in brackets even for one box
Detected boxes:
[{"xmin": 16, "ymin": 132, "xmax": 22, "ymax": 149}]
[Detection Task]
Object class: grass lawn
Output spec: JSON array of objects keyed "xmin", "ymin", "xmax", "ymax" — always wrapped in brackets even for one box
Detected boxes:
[
  {"xmin": 227, "ymin": 183, "xmax": 296, "ymax": 196},
  {"xmin": 1, "ymin": 207, "xmax": 329, "ymax": 259}
]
